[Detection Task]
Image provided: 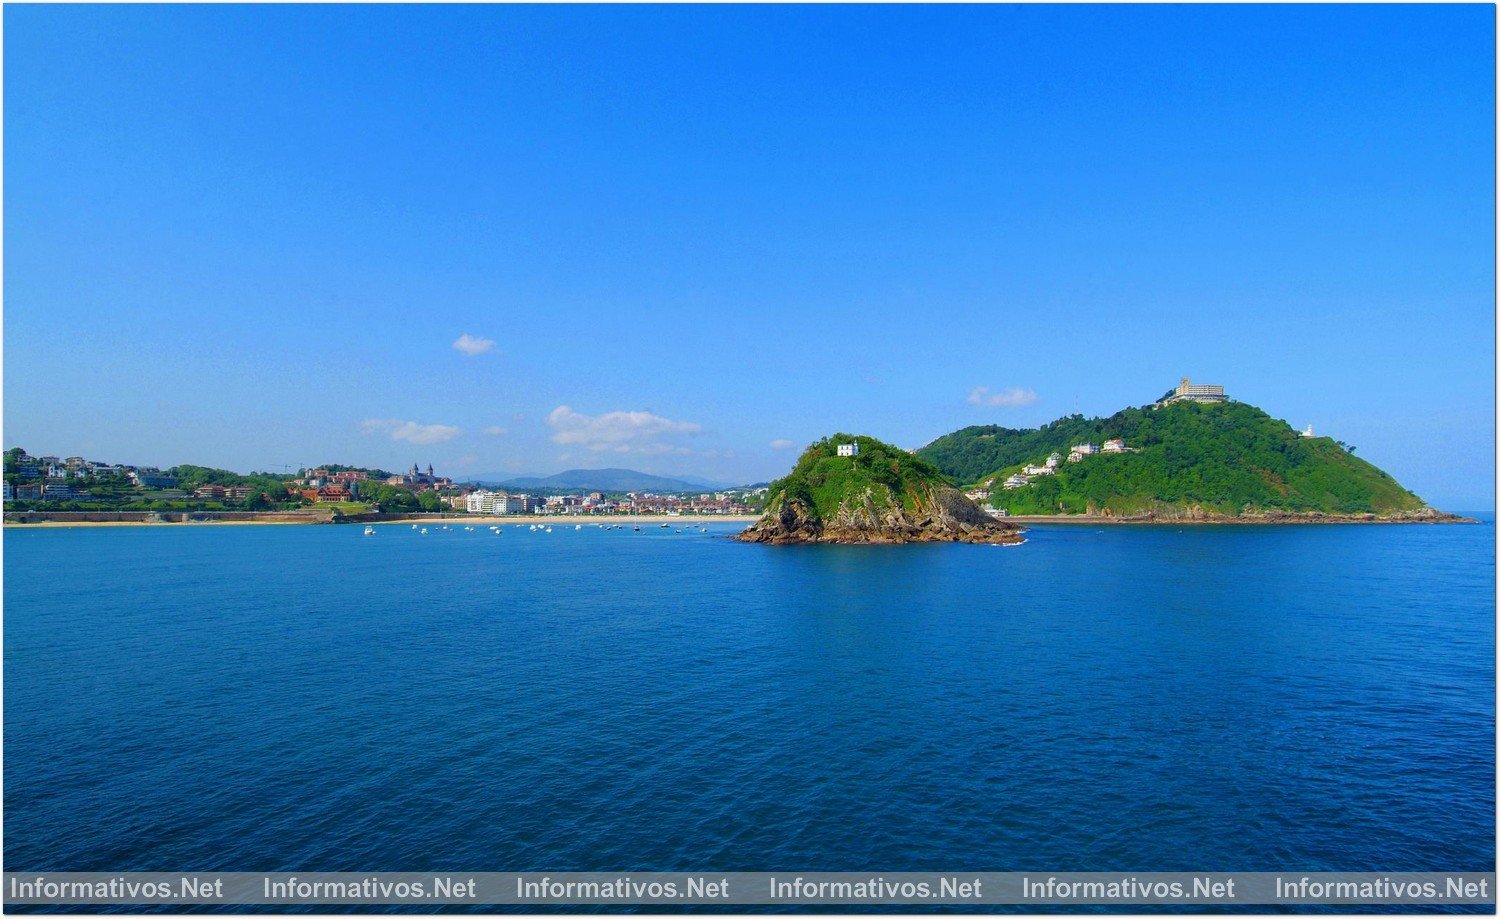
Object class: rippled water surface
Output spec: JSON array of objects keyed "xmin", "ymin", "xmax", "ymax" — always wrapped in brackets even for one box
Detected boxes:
[{"xmin": 4, "ymin": 519, "xmax": 1494, "ymax": 873}]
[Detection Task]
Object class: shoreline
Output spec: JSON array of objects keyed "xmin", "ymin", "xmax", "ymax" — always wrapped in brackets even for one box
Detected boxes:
[
  {"xmin": 5, "ymin": 510, "xmax": 1478, "ymax": 529},
  {"xmin": 1000, "ymin": 511, "xmax": 1479, "ymax": 525},
  {"xmin": 375, "ymin": 514, "xmax": 758, "ymax": 527},
  {"xmin": 4, "ymin": 512, "xmax": 760, "ymax": 529}
]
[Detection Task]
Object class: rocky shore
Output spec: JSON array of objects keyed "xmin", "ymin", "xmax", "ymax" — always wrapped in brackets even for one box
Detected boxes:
[
  {"xmin": 735, "ymin": 482, "xmax": 1024, "ymax": 545},
  {"xmin": 1003, "ymin": 507, "xmax": 1477, "ymax": 525}
]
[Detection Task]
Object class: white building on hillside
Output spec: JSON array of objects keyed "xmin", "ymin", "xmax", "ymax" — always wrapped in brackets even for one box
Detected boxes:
[
  {"xmin": 1161, "ymin": 377, "xmax": 1227, "ymax": 404},
  {"xmin": 1072, "ymin": 443, "xmax": 1098, "ymax": 456},
  {"xmin": 837, "ymin": 443, "xmax": 859, "ymax": 457},
  {"xmin": 1002, "ymin": 474, "xmax": 1029, "ymax": 489},
  {"xmin": 1102, "ymin": 439, "xmax": 1127, "ymax": 453}
]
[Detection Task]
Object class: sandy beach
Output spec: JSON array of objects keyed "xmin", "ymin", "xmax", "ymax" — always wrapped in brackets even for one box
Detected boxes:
[{"xmin": 375, "ymin": 515, "xmax": 759, "ymax": 527}]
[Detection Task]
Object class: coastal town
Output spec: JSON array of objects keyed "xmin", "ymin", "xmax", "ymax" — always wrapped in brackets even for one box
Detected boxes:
[{"xmin": 1, "ymin": 450, "xmax": 763, "ymax": 518}]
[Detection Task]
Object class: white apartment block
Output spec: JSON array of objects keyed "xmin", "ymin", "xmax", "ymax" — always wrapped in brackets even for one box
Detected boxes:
[{"xmin": 465, "ymin": 490, "xmax": 510, "ymax": 514}]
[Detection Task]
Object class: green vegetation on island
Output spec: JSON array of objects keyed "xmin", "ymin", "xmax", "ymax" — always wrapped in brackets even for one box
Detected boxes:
[
  {"xmin": 917, "ymin": 400, "xmax": 1430, "ymax": 518},
  {"xmin": 737, "ymin": 434, "xmax": 1020, "ymax": 544}
]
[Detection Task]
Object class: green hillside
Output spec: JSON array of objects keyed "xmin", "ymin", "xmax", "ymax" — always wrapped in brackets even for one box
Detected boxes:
[
  {"xmin": 739, "ymin": 433, "xmax": 1018, "ymax": 544},
  {"xmin": 767, "ymin": 434, "xmax": 953, "ymax": 522},
  {"xmin": 916, "ymin": 401, "xmax": 1428, "ymax": 517}
]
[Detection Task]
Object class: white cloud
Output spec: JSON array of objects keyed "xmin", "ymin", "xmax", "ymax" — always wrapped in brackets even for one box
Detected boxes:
[
  {"xmin": 547, "ymin": 405, "xmax": 702, "ymax": 454},
  {"xmin": 452, "ymin": 333, "xmax": 496, "ymax": 357},
  {"xmin": 483, "ymin": 426, "xmax": 509, "ymax": 436},
  {"xmin": 967, "ymin": 386, "xmax": 1038, "ymax": 408},
  {"xmin": 770, "ymin": 439, "xmax": 795, "ymax": 450},
  {"xmin": 360, "ymin": 418, "xmax": 462, "ymax": 445}
]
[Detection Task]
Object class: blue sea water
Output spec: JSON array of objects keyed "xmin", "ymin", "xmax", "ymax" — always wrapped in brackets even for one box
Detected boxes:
[{"xmin": 3, "ymin": 519, "xmax": 1494, "ymax": 881}]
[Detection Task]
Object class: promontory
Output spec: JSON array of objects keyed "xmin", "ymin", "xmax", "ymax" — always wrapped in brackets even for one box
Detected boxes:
[{"xmin": 735, "ymin": 434, "xmax": 1024, "ymax": 545}]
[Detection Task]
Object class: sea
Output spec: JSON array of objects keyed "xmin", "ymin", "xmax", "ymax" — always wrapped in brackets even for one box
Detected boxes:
[{"xmin": 3, "ymin": 517, "xmax": 1494, "ymax": 894}]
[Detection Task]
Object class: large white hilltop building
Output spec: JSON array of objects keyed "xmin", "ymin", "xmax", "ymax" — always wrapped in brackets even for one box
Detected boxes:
[
  {"xmin": 837, "ymin": 443, "xmax": 859, "ymax": 457},
  {"xmin": 1161, "ymin": 377, "xmax": 1227, "ymax": 405}
]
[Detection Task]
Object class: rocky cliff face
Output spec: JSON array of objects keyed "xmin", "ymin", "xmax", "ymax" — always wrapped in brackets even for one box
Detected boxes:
[{"xmin": 736, "ymin": 480, "xmax": 1023, "ymax": 545}]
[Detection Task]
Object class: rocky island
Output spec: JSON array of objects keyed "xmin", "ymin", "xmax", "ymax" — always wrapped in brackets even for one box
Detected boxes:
[{"xmin": 735, "ymin": 434, "xmax": 1024, "ymax": 545}]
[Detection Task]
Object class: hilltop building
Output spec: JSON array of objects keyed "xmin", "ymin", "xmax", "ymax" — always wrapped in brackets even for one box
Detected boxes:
[
  {"xmin": 1301, "ymin": 425, "xmax": 1315, "ymax": 438},
  {"xmin": 386, "ymin": 463, "xmax": 452, "ymax": 489},
  {"xmin": 1161, "ymin": 377, "xmax": 1227, "ymax": 405},
  {"xmin": 837, "ymin": 443, "xmax": 859, "ymax": 457}
]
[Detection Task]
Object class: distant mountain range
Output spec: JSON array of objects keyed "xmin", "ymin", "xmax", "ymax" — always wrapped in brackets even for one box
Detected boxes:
[{"xmin": 467, "ymin": 468, "xmax": 732, "ymax": 493}]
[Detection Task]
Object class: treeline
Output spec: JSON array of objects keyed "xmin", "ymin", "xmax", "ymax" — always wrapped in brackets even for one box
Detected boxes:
[{"xmin": 768, "ymin": 433, "xmax": 950, "ymax": 521}]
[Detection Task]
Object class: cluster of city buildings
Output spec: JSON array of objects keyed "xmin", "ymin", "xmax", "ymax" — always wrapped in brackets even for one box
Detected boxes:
[
  {"xmin": 458, "ymin": 488, "xmax": 758, "ymax": 516},
  {"xmin": 3, "ymin": 448, "xmax": 763, "ymax": 515},
  {"xmin": 3, "ymin": 450, "xmax": 143, "ymax": 502}
]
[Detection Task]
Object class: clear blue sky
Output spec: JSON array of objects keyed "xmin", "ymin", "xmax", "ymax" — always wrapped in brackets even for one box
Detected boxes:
[{"xmin": 5, "ymin": 4, "xmax": 1494, "ymax": 506}]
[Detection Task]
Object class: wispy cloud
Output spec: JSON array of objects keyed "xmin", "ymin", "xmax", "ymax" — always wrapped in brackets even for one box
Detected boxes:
[
  {"xmin": 547, "ymin": 405, "xmax": 702, "ymax": 455},
  {"xmin": 452, "ymin": 333, "xmax": 496, "ymax": 357},
  {"xmin": 360, "ymin": 418, "xmax": 462, "ymax": 445},
  {"xmin": 483, "ymin": 425, "xmax": 509, "ymax": 436},
  {"xmin": 770, "ymin": 439, "xmax": 795, "ymax": 450},
  {"xmin": 967, "ymin": 386, "xmax": 1038, "ymax": 408}
]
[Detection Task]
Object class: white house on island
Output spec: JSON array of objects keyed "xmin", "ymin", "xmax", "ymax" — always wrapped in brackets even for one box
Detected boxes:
[{"xmin": 837, "ymin": 443, "xmax": 859, "ymax": 457}]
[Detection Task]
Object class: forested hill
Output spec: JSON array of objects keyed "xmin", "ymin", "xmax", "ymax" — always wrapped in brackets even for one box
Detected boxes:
[
  {"xmin": 916, "ymin": 401, "xmax": 1429, "ymax": 517},
  {"xmin": 736, "ymin": 434, "xmax": 1019, "ymax": 544}
]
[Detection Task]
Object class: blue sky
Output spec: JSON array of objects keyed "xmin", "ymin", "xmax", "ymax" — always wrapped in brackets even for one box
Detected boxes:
[{"xmin": 5, "ymin": 4, "xmax": 1494, "ymax": 505}]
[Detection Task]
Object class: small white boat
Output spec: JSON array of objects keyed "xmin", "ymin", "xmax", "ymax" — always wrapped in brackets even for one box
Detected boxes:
[
  {"xmin": 364, "ymin": 526, "xmax": 376, "ymax": 536},
  {"xmin": 420, "ymin": 527, "xmax": 428, "ymax": 535},
  {"xmin": 660, "ymin": 523, "xmax": 669, "ymax": 528},
  {"xmin": 411, "ymin": 524, "xmax": 418, "ymax": 530},
  {"xmin": 575, "ymin": 524, "xmax": 582, "ymax": 530}
]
